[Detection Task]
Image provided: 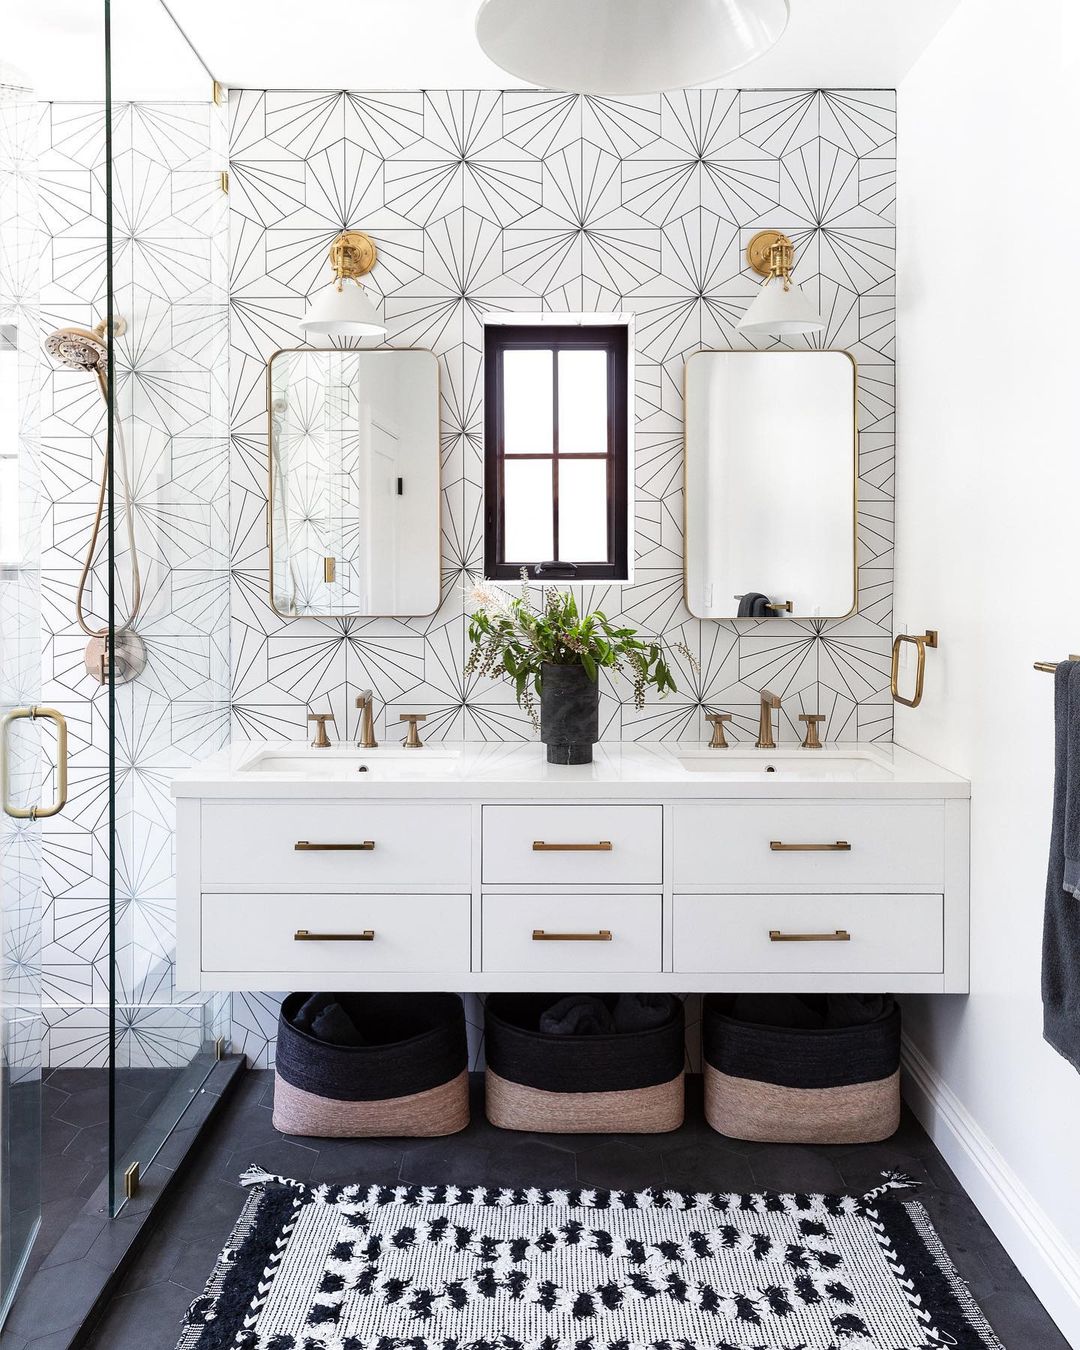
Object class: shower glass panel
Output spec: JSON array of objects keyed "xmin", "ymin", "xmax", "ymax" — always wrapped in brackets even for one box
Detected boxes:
[
  {"xmin": 0, "ymin": 80, "xmax": 44, "ymax": 1322},
  {"xmin": 104, "ymin": 0, "xmax": 232, "ymax": 1215}
]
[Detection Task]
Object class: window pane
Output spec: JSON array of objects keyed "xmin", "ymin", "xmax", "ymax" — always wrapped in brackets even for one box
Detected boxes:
[
  {"xmin": 503, "ymin": 349, "xmax": 552, "ymax": 454},
  {"xmin": 558, "ymin": 458, "xmax": 608, "ymax": 562},
  {"xmin": 558, "ymin": 348, "xmax": 608, "ymax": 454},
  {"xmin": 504, "ymin": 458, "xmax": 553, "ymax": 561}
]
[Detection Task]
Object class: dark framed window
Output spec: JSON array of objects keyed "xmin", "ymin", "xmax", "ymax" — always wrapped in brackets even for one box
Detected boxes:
[{"xmin": 484, "ymin": 323, "xmax": 629, "ymax": 582}]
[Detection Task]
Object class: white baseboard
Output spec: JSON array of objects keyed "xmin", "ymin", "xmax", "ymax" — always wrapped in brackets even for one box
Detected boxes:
[{"xmin": 902, "ymin": 1034, "xmax": 1080, "ymax": 1346}]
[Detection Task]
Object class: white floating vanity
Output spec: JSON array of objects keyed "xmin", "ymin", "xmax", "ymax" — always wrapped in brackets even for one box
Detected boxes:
[{"xmin": 173, "ymin": 742, "xmax": 969, "ymax": 995}]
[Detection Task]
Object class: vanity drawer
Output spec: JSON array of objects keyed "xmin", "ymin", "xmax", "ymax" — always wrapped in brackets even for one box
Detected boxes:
[
  {"xmin": 674, "ymin": 801, "xmax": 944, "ymax": 886},
  {"xmin": 482, "ymin": 893, "xmax": 662, "ymax": 973},
  {"xmin": 482, "ymin": 805, "xmax": 662, "ymax": 884},
  {"xmin": 200, "ymin": 802, "xmax": 470, "ymax": 886},
  {"xmin": 201, "ymin": 893, "xmax": 471, "ymax": 973},
  {"xmin": 673, "ymin": 893, "xmax": 943, "ymax": 974}
]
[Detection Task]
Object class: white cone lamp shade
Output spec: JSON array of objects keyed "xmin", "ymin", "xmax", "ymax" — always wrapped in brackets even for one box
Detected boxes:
[
  {"xmin": 737, "ymin": 276, "xmax": 824, "ymax": 337},
  {"xmin": 300, "ymin": 279, "xmax": 385, "ymax": 339},
  {"xmin": 475, "ymin": 0, "xmax": 789, "ymax": 95},
  {"xmin": 736, "ymin": 229, "xmax": 823, "ymax": 338},
  {"xmin": 300, "ymin": 230, "xmax": 387, "ymax": 339}
]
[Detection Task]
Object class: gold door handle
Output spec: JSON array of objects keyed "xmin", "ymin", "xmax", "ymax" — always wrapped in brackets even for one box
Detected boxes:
[
  {"xmin": 890, "ymin": 630, "xmax": 939, "ymax": 708},
  {"xmin": 1, "ymin": 706, "xmax": 68, "ymax": 820},
  {"xmin": 770, "ymin": 840, "xmax": 851, "ymax": 852},
  {"xmin": 294, "ymin": 929, "xmax": 375, "ymax": 941},
  {"xmin": 769, "ymin": 929, "xmax": 851, "ymax": 942},
  {"xmin": 532, "ymin": 929, "xmax": 612, "ymax": 941},
  {"xmin": 294, "ymin": 840, "xmax": 375, "ymax": 851},
  {"xmin": 532, "ymin": 840, "xmax": 613, "ymax": 852}
]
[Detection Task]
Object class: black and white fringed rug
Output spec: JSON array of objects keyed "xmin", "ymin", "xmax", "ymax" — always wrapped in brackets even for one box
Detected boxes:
[{"xmin": 176, "ymin": 1168, "xmax": 1005, "ymax": 1350}]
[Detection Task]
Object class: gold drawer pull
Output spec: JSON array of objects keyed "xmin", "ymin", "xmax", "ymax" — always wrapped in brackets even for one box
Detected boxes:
[
  {"xmin": 532, "ymin": 929, "xmax": 612, "ymax": 942},
  {"xmin": 295, "ymin": 840, "xmax": 375, "ymax": 851},
  {"xmin": 294, "ymin": 929, "xmax": 375, "ymax": 941},
  {"xmin": 770, "ymin": 840, "xmax": 851, "ymax": 852},
  {"xmin": 769, "ymin": 929, "xmax": 851, "ymax": 942},
  {"xmin": 532, "ymin": 840, "xmax": 613, "ymax": 851}
]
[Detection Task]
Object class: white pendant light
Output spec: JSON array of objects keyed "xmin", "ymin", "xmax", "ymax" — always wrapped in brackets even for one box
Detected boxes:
[
  {"xmin": 300, "ymin": 231, "xmax": 386, "ymax": 340},
  {"xmin": 475, "ymin": 0, "xmax": 789, "ymax": 96},
  {"xmin": 736, "ymin": 229, "xmax": 824, "ymax": 338}
]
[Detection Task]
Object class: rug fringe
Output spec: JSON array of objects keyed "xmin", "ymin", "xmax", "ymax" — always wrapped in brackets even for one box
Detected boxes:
[{"xmin": 862, "ymin": 1169, "xmax": 919, "ymax": 1203}]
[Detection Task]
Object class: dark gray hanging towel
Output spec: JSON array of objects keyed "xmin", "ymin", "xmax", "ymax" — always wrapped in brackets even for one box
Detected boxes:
[{"xmin": 1042, "ymin": 659, "xmax": 1080, "ymax": 1070}]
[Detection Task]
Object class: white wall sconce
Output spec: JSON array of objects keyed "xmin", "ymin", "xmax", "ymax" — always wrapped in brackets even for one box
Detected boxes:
[
  {"xmin": 300, "ymin": 230, "xmax": 386, "ymax": 339},
  {"xmin": 736, "ymin": 229, "xmax": 823, "ymax": 338},
  {"xmin": 475, "ymin": 0, "xmax": 789, "ymax": 96}
]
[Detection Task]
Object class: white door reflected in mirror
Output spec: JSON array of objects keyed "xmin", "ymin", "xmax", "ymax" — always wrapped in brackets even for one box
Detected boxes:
[
  {"xmin": 683, "ymin": 351, "xmax": 857, "ymax": 621},
  {"xmin": 268, "ymin": 349, "xmax": 440, "ymax": 618}
]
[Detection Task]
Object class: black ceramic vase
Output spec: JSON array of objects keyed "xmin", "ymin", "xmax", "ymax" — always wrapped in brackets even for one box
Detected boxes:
[{"xmin": 539, "ymin": 661, "xmax": 599, "ymax": 765}]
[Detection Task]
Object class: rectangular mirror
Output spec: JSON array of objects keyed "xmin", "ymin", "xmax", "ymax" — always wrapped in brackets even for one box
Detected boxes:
[
  {"xmin": 268, "ymin": 348, "xmax": 440, "ymax": 617},
  {"xmin": 684, "ymin": 350, "xmax": 857, "ymax": 621}
]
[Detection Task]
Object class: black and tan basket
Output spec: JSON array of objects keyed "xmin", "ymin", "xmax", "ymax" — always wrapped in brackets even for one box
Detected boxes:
[
  {"xmin": 702, "ymin": 994, "xmax": 901, "ymax": 1144},
  {"xmin": 273, "ymin": 992, "xmax": 470, "ymax": 1138},
  {"xmin": 484, "ymin": 993, "xmax": 685, "ymax": 1133}
]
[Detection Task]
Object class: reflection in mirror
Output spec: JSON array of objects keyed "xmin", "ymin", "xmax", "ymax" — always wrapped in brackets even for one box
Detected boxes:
[
  {"xmin": 268, "ymin": 349, "xmax": 440, "ymax": 617},
  {"xmin": 684, "ymin": 351, "xmax": 857, "ymax": 621}
]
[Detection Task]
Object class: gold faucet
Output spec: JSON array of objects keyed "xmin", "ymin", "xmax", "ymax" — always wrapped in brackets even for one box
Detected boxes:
[
  {"xmin": 307, "ymin": 711, "xmax": 335, "ymax": 749},
  {"xmin": 755, "ymin": 688, "xmax": 782, "ymax": 750},
  {"xmin": 356, "ymin": 690, "xmax": 378, "ymax": 748}
]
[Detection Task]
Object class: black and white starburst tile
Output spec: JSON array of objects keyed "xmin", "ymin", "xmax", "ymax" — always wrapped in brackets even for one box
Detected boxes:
[{"xmin": 31, "ymin": 94, "xmax": 231, "ymax": 1065}]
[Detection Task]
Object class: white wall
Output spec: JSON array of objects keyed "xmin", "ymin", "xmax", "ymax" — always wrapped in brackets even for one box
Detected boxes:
[{"xmin": 895, "ymin": 0, "xmax": 1080, "ymax": 1338}]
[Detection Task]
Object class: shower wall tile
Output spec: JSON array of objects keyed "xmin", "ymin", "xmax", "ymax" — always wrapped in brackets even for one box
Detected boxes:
[{"xmin": 36, "ymin": 100, "xmax": 231, "ymax": 1066}]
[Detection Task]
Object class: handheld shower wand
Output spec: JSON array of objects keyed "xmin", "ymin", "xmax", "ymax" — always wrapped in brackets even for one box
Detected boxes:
[{"xmin": 43, "ymin": 318, "xmax": 146, "ymax": 684}]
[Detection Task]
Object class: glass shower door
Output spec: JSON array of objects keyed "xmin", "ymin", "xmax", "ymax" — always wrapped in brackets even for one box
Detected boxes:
[{"xmin": 0, "ymin": 82, "xmax": 45, "ymax": 1321}]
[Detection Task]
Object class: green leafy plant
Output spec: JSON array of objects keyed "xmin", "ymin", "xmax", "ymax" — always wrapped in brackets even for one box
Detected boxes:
[{"xmin": 465, "ymin": 574, "xmax": 695, "ymax": 728}]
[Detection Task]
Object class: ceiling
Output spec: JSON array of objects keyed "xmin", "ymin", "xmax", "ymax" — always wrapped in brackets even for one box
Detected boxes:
[
  {"xmin": 171, "ymin": 0, "xmax": 960, "ymax": 90},
  {"xmin": 5, "ymin": 0, "xmax": 960, "ymax": 103}
]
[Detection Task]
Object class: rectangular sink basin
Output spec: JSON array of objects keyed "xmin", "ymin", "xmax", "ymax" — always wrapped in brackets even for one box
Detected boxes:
[
  {"xmin": 675, "ymin": 753, "xmax": 892, "ymax": 782},
  {"xmin": 244, "ymin": 746, "xmax": 460, "ymax": 778}
]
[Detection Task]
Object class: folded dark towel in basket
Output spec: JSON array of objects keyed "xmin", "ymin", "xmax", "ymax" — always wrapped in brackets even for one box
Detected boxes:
[
  {"xmin": 290, "ymin": 992, "xmax": 365, "ymax": 1046},
  {"xmin": 539, "ymin": 995, "xmax": 616, "ymax": 1036},
  {"xmin": 613, "ymin": 993, "xmax": 678, "ymax": 1032}
]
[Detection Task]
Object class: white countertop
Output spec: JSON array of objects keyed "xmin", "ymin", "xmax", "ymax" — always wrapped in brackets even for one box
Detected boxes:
[{"xmin": 171, "ymin": 740, "xmax": 970, "ymax": 800}]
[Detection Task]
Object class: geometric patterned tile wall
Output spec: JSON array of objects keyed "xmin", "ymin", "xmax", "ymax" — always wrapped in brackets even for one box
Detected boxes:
[
  {"xmin": 229, "ymin": 87, "xmax": 895, "ymax": 754},
  {"xmin": 36, "ymin": 99, "xmax": 231, "ymax": 1067},
  {"xmin": 227, "ymin": 87, "xmax": 896, "ymax": 1066}
]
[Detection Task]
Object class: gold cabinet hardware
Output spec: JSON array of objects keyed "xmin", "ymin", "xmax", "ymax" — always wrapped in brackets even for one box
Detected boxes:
[
  {"xmin": 705, "ymin": 711, "xmax": 732, "ymax": 748},
  {"xmin": 890, "ymin": 630, "xmax": 939, "ymax": 708},
  {"xmin": 532, "ymin": 929, "xmax": 612, "ymax": 941},
  {"xmin": 798, "ymin": 713, "xmax": 825, "ymax": 749},
  {"xmin": 1, "ymin": 706, "xmax": 69, "ymax": 820},
  {"xmin": 295, "ymin": 840, "xmax": 375, "ymax": 851},
  {"xmin": 769, "ymin": 929, "xmax": 851, "ymax": 942},
  {"xmin": 398, "ymin": 712, "xmax": 426, "ymax": 748},
  {"xmin": 532, "ymin": 840, "xmax": 613, "ymax": 852},
  {"xmin": 770, "ymin": 840, "xmax": 851, "ymax": 851},
  {"xmin": 294, "ymin": 929, "xmax": 375, "ymax": 941},
  {"xmin": 219, "ymin": 169, "xmax": 229, "ymax": 194},
  {"xmin": 307, "ymin": 711, "xmax": 335, "ymax": 747},
  {"xmin": 123, "ymin": 1160, "xmax": 140, "ymax": 1199},
  {"xmin": 1035, "ymin": 654, "xmax": 1080, "ymax": 672}
]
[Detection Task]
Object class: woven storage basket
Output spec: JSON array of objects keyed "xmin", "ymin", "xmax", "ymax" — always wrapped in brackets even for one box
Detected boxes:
[
  {"xmin": 484, "ymin": 993, "xmax": 684, "ymax": 1133},
  {"xmin": 273, "ymin": 992, "xmax": 469, "ymax": 1137},
  {"xmin": 702, "ymin": 994, "xmax": 901, "ymax": 1144}
]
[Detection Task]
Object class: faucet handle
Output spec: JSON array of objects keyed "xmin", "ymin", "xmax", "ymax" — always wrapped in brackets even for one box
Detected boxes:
[
  {"xmin": 307, "ymin": 711, "xmax": 335, "ymax": 748},
  {"xmin": 705, "ymin": 711, "xmax": 732, "ymax": 749},
  {"xmin": 398, "ymin": 712, "xmax": 427, "ymax": 749},
  {"xmin": 355, "ymin": 689, "xmax": 372, "ymax": 708},
  {"xmin": 798, "ymin": 712, "xmax": 825, "ymax": 749}
]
